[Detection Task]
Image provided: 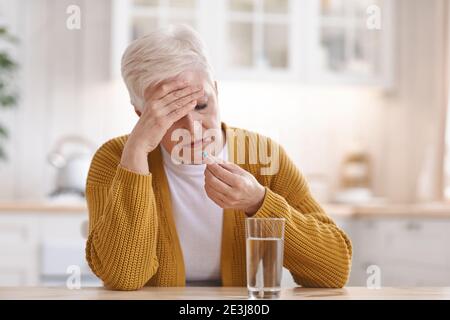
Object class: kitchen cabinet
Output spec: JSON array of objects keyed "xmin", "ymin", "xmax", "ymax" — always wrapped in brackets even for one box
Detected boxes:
[
  {"xmin": 111, "ymin": 0, "xmax": 395, "ymax": 86},
  {"xmin": 3, "ymin": 205, "xmax": 450, "ymax": 287},
  {"xmin": 309, "ymin": 0, "xmax": 395, "ymax": 86},
  {"xmin": 39, "ymin": 215, "xmax": 98, "ymax": 285},
  {"xmin": 0, "ymin": 214, "xmax": 39, "ymax": 286},
  {"xmin": 0, "ymin": 208, "xmax": 100, "ymax": 287},
  {"xmin": 339, "ymin": 217, "xmax": 450, "ymax": 286}
]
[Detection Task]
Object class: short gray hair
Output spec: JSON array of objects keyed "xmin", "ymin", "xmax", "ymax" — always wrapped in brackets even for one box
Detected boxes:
[{"xmin": 121, "ymin": 24, "xmax": 215, "ymax": 111}]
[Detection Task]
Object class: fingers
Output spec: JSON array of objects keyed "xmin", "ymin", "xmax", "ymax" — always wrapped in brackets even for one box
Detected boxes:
[
  {"xmin": 166, "ymin": 100, "xmax": 197, "ymax": 123},
  {"xmin": 203, "ymin": 151, "xmax": 244, "ymax": 175},
  {"xmin": 162, "ymin": 88, "xmax": 204, "ymax": 116},
  {"xmin": 206, "ymin": 163, "xmax": 241, "ymax": 187},
  {"xmin": 142, "ymin": 79, "xmax": 205, "ymax": 127},
  {"xmin": 203, "ymin": 153, "xmax": 216, "ymax": 165},
  {"xmin": 160, "ymin": 84, "xmax": 204, "ymax": 108},
  {"xmin": 205, "ymin": 168, "xmax": 234, "ymax": 197},
  {"xmin": 204, "ymin": 183, "xmax": 227, "ymax": 208},
  {"xmin": 202, "ymin": 152, "xmax": 224, "ymax": 164},
  {"xmin": 217, "ymin": 162, "xmax": 245, "ymax": 175},
  {"xmin": 143, "ymin": 89, "xmax": 200, "ymax": 130},
  {"xmin": 151, "ymin": 80, "xmax": 189, "ymax": 100}
]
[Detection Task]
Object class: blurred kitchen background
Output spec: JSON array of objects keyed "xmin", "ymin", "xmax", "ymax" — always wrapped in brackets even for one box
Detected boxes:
[{"xmin": 0, "ymin": 0, "xmax": 449, "ymax": 287}]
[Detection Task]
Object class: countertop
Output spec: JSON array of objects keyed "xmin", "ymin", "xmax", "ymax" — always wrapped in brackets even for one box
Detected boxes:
[
  {"xmin": 2, "ymin": 201, "xmax": 450, "ymax": 218},
  {"xmin": 322, "ymin": 202, "xmax": 450, "ymax": 218},
  {"xmin": 1, "ymin": 287, "xmax": 450, "ymax": 300},
  {"xmin": 0, "ymin": 201, "xmax": 87, "ymax": 213}
]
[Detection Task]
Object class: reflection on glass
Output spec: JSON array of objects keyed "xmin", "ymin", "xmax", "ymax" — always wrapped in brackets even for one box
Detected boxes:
[
  {"xmin": 133, "ymin": 0, "xmax": 159, "ymax": 6},
  {"xmin": 319, "ymin": 0, "xmax": 382, "ymax": 76},
  {"xmin": 320, "ymin": 27, "xmax": 346, "ymax": 71},
  {"xmin": 229, "ymin": 0, "xmax": 254, "ymax": 12},
  {"xmin": 353, "ymin": 27, "xmax": 380, "ymax": 75},
  {"xmin": 263, "ymin": 0, "xmax": 289, "ymax": 14},
  {"xmin": 320, "ymin": 26, "xmax": 381, "ymax": 75},
  {"xmin": 228, "ymin": 22, "xmax": 253, "ymax": 67},
  {"xmin": 169, "ymin": 0, "xmax": 196, "ymax": 9},
  {"xmin": 132, "ymin": 17, "xmax": 158, "ymax": 39},
  {"xmin": 320, "ymin": 0, "xmax": 345, "ymax": 17},
  {"xmin": 263, "ymin": 23, "xmax": 288, "ymax": 68}
]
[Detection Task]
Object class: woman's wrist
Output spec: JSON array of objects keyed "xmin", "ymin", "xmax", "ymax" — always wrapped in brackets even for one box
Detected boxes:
[
  {"xmin": 245, "ymin": 185, "xmax": 266, "ymax": 217},
  {"xmin": 120, "ymin": 143, "xmax": 150, "ymax": 175}
]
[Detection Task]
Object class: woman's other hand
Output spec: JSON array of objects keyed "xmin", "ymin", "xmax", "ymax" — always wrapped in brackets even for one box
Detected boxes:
[{"xmin": 204, "ymin": 159, "xmax": 266, "ymax": 216}]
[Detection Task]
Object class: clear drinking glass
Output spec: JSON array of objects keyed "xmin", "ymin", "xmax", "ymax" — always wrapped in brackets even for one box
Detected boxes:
[{"xmin": 245, "ymin": 217, "xmax": 285, "ymax": 299}]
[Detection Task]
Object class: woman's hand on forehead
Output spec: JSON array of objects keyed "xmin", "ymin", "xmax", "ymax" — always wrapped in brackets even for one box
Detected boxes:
[{"xmin": 145, "ymin": 79, "xmax": 188, "ymax": 101}]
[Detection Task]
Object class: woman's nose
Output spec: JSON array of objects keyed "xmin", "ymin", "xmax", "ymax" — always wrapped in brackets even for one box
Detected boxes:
[{"xmin": 179, "ymin": 112, "xmax": 202, "ymax": 138}]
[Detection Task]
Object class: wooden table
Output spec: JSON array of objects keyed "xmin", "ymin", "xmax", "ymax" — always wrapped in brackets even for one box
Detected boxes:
[{"xmin": 1, "ymin": 287, "xmax": 450, "ymax": 300}]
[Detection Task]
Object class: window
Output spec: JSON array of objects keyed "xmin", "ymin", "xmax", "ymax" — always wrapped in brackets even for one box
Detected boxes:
[
  {"xmin": 111, "ymin": 0, "xmax": 395, "ymax": 86},
  {"xmin": 310, "ymin": 0, "xmax": 394, "ymax": 85},
  {"xmin": 226, "ymin": 0, "xmax": 290, "ymax": 70},
  {"xmin": 131, "ymin": 0, "xmax": 198, "ymax": 40}
]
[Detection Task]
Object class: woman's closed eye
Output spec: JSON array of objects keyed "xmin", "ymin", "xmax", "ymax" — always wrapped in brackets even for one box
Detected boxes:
[{"xmin": 195, "ymin": 103, "xmax": 208, "ymax": 111}]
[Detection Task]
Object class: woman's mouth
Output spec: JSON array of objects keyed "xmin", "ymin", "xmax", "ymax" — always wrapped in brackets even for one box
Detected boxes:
[
  {"xmin": 185, "ymin": 137, "xmax": 213, "ymax": 149},
  {"xmin": 182, "ymin": 138, "xmax": 203, "ymax": 148},
  {"xmin": 190, "ymin": 139, "xmax": 204, "ymax": 148}
]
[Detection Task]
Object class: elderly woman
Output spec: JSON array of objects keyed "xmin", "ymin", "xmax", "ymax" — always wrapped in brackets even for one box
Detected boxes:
[{"xmin": 85, "ymin": 25, "xmax": 352, "ymax": 291}]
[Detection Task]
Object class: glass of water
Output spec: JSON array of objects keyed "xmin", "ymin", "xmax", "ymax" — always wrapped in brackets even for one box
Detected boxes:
[{"xmin": 245, "ymin": 217, "xmax": 285, "ymax": 299}]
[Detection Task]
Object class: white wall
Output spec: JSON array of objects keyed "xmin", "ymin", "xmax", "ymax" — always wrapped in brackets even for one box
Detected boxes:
[
  {"xmin": 0, "ymin": 0, "xmax": 124, "ymax": 199},
  {"xmin": 379, "ymin": 0, "xmax": 447, "ymax": 202},
  {"xmin": 218, "ymin": 81, "xmax": 384, "ymax": 198},
  {"xmin": 0, "ymin": 0, "xmax": 447, "ymax": 203}
]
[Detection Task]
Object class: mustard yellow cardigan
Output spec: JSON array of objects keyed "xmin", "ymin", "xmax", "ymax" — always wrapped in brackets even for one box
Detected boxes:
[{"xmin": 85, "ymin": 123, "xmax": 352, "ymax": 290}]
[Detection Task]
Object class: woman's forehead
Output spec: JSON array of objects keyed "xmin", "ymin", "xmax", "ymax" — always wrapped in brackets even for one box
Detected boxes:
[
  {"xmin": 167, "ymin": 70, "xmax": 213, "ymax": 99},
  {"xmin": 172, "ymin": 69, "xmax": 209, "ymax": 85},
  {"xmin": 145, "ymin": 69, "xmax": 213, "ymax": 98}
]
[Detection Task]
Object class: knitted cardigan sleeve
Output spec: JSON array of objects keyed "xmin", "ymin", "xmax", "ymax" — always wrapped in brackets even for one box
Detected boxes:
[
  {"xmin": 253, "ymin": 143, "xmax": 353, "ymax": 288},
  {"xmin": 85, "ymin": 139, "xmax": 159, "ymax": 290}
]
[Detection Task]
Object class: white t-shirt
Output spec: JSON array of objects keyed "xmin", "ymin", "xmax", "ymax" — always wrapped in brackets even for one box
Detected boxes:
[{"xmin": 160, "ymin": 144, "xmax": 227, "ymax": 283}]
